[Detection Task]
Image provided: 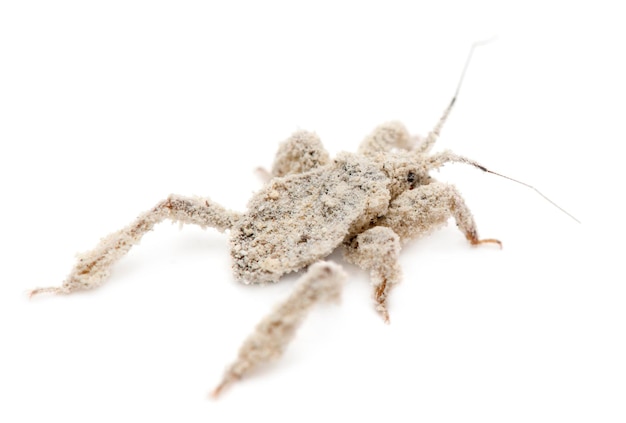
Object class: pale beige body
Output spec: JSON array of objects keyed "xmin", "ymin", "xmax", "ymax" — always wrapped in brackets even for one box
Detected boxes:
[
  {"xmin": 29, "ymin": 119, "xmax": 500, "ymax": 396},
  {"xmin": 30, "ymin": 43, "xmax": 505, "ymax": 397}
]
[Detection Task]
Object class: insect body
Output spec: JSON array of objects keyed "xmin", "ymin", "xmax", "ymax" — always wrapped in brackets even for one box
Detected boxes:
[{"xmin": 30, "ymin": 43, "xmax": 512, "ymax": 397}]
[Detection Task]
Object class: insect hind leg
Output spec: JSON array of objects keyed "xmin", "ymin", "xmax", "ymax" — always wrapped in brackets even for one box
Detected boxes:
[
  {"xmin": 29, "ymin": 195, "xmax": 241, "ymax": 297},
  {"xmin": 213, "ymin": 261, "xmax": 346, "ymax": 397}
]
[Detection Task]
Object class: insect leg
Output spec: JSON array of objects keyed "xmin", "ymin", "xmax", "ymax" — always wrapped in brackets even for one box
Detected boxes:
[
  {"xmin": 343, "ymin": 226, "xmax": 402, "ymax": 323},
  {"xmin": 265, "ymin": 130, "xmax": 330, "ymax": 179},
  {"xmin": 378, "ymin": 181, "xmax": 501, "ymax": 247},
  {"xmin": 358, "ymin": 121, "xmax": 415, "ymax": 155},
  {"xmin": 212, "ymin": 261, "xmax": 346, "ymax": 397},
  {"xmin": 29, "ymin": 195, "xmax": 241, "ymax": 297}
]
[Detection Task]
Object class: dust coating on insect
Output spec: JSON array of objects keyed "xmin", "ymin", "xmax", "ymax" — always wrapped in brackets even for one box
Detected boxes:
[{"xmin": 29, "ymin": 42, "xmax": 575, "ymax": 397}]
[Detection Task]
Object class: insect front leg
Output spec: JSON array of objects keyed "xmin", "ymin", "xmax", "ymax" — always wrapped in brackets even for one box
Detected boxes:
[
  {"xmin": 29, "ymin": 195, "xmax": 241, "ymax": 297},
  {"xmin": 212, "ymin": 261, "xmax": 346, "ymax": 397},
  {"xmin": 343, "ymin": 226, "xmax": 402, "ymax": 323},
  {"xmin": 378, "ymin": 181, "xmax": 501, "ymax": 247}
]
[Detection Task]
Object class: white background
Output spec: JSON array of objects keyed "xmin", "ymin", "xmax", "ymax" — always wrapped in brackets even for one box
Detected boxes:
[{"xmin": 1, "ymin": 1, "xmax": 624, "ymax": 422}]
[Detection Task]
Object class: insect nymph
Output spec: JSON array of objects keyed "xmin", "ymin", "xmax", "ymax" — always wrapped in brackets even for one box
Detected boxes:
[{"xmin": 30, "ymin": 43, "xmax": 568, "ymax": 397}]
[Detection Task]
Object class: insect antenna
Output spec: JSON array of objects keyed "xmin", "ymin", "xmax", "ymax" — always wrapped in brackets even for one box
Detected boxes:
[
  {"xmin": 416, "ymin": 37, "xmax": 496, "ymax": 154},
  {"xmin": 479, "ymin": 165, "xmax": 580, "ymax": 223},
  {"xmin": 428, "ymin": 151, "xmax": 580, "ymax": 223}
]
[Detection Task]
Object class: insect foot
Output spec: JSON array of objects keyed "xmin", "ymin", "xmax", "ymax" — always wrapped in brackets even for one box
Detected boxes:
[
  {"xmin": 212, "ymin": 261, "xmax": 347, "ymax": 398},
  {"xmin": 465, "ymin": 230, "xmax": 502, "ymax": 248}
]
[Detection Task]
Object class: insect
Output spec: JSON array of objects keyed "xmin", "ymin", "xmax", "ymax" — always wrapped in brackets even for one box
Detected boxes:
[{"xmin": 29, "ymin": 42, "xmax": 576, "ymax": 397}]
